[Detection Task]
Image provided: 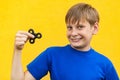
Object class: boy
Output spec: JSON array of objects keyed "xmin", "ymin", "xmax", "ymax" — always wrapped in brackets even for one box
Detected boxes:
[{"xmin": 11, "ymin": 3, "xmax": 119, "ymax": 80}]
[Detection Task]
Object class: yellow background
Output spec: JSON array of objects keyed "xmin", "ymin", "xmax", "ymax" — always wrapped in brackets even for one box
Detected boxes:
[{"xmin": 0, "ymin": 0, "xmax": 120, "ymax": 79}]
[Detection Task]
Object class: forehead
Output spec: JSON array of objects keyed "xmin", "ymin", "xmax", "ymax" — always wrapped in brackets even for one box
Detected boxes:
[{"xmin": 66, "ymin": 18, "xmax": 89, "ymax": 26}]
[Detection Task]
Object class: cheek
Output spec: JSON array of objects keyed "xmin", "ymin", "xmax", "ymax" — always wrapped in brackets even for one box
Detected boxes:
[
  {"xmin": 85, "ymin": 28, "xmax": 93, "ymax": 34},
  {"xmin": 66, "ymin": 31, "xmax": 70, "ymax": 37},
  {"xmin": 81, "ymin": 30, "xmax": 92, "ymax": 38},
  {"xmin": 86, "ymin": 31, "xmax": 93, "ymax": 39}
]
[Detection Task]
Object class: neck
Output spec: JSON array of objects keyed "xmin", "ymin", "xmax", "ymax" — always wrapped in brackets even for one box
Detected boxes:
[{"xmin": 71, "ymin": 45, "xmax": 91, "ymax": 51}]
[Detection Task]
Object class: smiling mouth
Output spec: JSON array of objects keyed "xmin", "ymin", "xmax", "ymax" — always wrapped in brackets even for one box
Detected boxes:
[{"xmin": 71, "ymin": 38, "xmax": 82, "ymax": 42}]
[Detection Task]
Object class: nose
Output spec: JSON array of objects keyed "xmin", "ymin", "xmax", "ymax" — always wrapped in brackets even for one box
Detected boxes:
[{"xmin": 71, "ymin": 28, "xmax": 78, "ymax": 36}]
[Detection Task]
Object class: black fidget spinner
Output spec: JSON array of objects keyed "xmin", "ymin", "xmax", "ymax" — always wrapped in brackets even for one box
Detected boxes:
[{"xmin": 28, "ymin": 29, "xmax": 42, "ymax": 44}]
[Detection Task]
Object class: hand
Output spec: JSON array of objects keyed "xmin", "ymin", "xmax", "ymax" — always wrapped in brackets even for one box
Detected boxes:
[{"xmin": 14, "ymin": 31, "xmax": 34, "ymax": 51}]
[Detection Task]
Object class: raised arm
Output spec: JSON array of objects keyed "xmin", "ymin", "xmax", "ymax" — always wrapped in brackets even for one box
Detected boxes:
[{"xmin": 11, "ymin": 31, "xmax": 35, "ymax": 80}]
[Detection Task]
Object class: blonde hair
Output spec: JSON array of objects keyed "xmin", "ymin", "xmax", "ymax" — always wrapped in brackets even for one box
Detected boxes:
[{"xmin": 65, "ymin": 3, "xmax": 99, "ymax": 25}]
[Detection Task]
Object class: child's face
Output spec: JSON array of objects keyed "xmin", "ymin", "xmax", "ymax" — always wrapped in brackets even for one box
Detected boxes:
[{"xmin": 66, "ymin": 19, "xmax": 98, "ymax": 51}]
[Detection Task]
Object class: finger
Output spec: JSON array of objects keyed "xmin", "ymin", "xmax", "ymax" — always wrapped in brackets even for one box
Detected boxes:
[
  {"xmin": 26, "ymin": 32, "xmax": 35, "ymax": 38},
  {"xmin": 16, "ymin": 31, "xmax": 35, "ymax": 38},
  {"xmin": 16, "ymin": 33, "xmax": 28, "ymax": 39},
  {"xmin": 15, "ymin": 42, "xmax": 25, "ymax": 50},
  {"xmin": 15, "ymin": 41, "xmax": 25, "ymax": 46},
  {"xmin": 15, "ymin": 37, "xmax": 28, "ymax": 42}
]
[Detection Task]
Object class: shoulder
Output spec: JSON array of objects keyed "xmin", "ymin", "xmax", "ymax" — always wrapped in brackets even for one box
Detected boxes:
[
  {"xmin": 45, "ymin": 45, "xmax": 69, "ymax": 53},
  {"xmin": 93, "ymin": 50, "xmax": 119, "ymax": 79},
  {"xmin": 92, "ymin": 49, "xmax": 114, "ymax": 68}
]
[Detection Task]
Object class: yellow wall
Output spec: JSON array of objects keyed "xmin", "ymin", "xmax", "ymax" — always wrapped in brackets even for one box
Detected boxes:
[{"xmin": 0, "ymin": 0, "xmax": 120, "ymax": 79}]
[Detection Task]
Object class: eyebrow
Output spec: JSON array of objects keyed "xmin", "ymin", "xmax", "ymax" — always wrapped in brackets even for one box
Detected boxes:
[{"xmin": 76, "ymin": 24, "xmax": 85, "ymax": 27}]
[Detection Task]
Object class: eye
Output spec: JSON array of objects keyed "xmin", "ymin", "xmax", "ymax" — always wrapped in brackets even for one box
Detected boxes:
[
  {"xmin": 77, "ymin": 25, "xmax": 85, "ymax": 30},
  {"xmin": 67, "ymin": 26, "xmax": 72, "ymax": 30}
]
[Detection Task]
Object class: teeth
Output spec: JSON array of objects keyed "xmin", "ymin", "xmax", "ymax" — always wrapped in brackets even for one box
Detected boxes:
[
  {"xmin": 70, "ymin": 36, "xmax": 82, "ymax": 42},
  {"xmin": 71, "ymin": 37, "xmax": 83, "ymax": 42},
  {"xmin": 71, "ymin": 39, "xmax": 79, "ymax": 41}
]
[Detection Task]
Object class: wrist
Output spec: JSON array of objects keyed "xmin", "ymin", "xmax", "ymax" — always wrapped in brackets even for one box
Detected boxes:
[{"xmin": 14, "ymin": 48, "xmax": 22, "ymax": 55}]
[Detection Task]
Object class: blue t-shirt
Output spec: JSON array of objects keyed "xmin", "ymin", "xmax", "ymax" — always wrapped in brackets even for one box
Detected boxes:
[{"xmin": 27, "ymin": 45, "xmax": 119, "ymax": 80}]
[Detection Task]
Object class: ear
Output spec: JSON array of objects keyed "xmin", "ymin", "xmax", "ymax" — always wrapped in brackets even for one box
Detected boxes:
[{"xmin": 92, "ymin": 22, "xmax": 99, "ymax": 35}]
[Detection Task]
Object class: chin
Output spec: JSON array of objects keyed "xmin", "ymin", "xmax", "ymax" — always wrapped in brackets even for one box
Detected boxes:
[
  {"xmin": 73, "ymin": 45, "xmax": 82, "ymax": 49},
  {"xmin": 71, "ymin": 44, "xmax": 83, "ymax": 48}
]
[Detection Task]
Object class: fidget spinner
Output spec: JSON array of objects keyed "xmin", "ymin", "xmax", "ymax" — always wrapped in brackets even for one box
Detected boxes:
[{"xmin": 28, "ymin": 29, "xmax": 42, "ymax": 44}]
